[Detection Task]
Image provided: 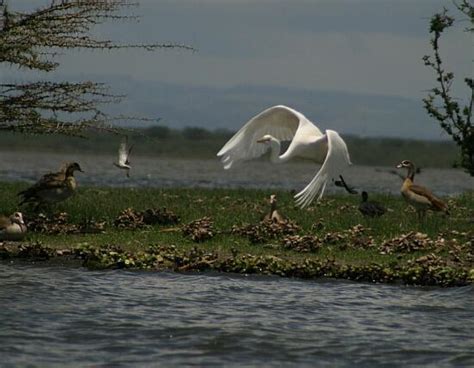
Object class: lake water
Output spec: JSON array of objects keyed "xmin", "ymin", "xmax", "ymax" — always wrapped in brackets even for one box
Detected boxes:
[
  {"xmin": 1, "ymin": 151, "xmax": 473, "ymax": 195},
  {"xmin": 1, "ymin": 262, "xmax": 473, "ymax": 367},
  {"xmin": 1, "ymin": 152, "xmax": 473, "ymax": 366}
]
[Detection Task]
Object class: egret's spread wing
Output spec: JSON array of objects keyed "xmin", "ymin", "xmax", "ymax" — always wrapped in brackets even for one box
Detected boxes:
[
  {"xmin": 217, "ymin": 105, "xmax": 312, "ymax": 169},
  {"xmin": 294, "ymin": 130, "xmax": 351, "ymax": 208}
]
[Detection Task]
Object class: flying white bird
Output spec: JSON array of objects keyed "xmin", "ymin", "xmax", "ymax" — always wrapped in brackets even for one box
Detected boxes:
[
  {"xmin": 114, "ymin": 137, "xmax": 133, "ymax": 177},
  {"xmin": 217, "ymin": 105, "xmax": 354, "ymax": 208}
]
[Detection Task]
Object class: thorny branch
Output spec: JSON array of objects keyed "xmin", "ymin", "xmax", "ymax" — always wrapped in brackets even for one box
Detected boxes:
[
  {"xmin": 0, "ymin": 0, "xmax": 193, "ymax": 71},
  {"xmin": 0, "ymin": 81, "xmax": 122, "ymax": 136},
  {"xmin": 0, "ymin": 0, "xmax": 193, "ymax": 136}
]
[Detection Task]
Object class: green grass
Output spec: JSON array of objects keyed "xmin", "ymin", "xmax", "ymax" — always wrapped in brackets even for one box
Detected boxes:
[
  {"xmin": 2, "ymin": 182, "xmax": 473, "ymax": 263},
  {"xmin": 0, "ymin": 183, "xmax": 474, "ymax": 252}
]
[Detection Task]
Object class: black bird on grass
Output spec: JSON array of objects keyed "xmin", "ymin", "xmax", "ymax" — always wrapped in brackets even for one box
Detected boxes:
[{"xmin": 358, "ymin": 191, "xmax": 386, "ymax": 217}]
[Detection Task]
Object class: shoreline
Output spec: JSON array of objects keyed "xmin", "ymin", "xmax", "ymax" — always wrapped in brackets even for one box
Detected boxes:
[{"xmin": 1, "ymin": 241, "xmax": 472, "ymax": 287}]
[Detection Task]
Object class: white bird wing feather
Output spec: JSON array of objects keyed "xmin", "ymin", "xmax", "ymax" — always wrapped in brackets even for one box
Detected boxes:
[
  {"xmin": 294, "ymin": 130, "xmax": 352, "ymax": 208},
  {"xmin": 217, "ymin": 105, "xmax": 322, "ymax": 169},
  {"xmin": 118, "ymin": 141, "xmax": 128, "ymax": 165}
]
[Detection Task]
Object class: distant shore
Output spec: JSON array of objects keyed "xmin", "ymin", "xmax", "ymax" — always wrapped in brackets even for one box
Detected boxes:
[{"xmin": 0, "ymin": 127, "xmax": 460, "ymax": 168}]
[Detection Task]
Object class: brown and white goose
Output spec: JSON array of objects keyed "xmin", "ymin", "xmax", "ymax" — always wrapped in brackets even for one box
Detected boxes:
[
  {"xmin": 396, "ymin": 160, "xmax": 448, "ymax": 219},
  {"xmin": 263, "ymin": 194, "xmax": 285, "ymax": 223},
  {"xmin": 0, "ymin": 212, "xmax": 27, "ymax": 241},
  {"xmin": 18, "ymin": 162, "xmax": 83, "ymax": 208}
]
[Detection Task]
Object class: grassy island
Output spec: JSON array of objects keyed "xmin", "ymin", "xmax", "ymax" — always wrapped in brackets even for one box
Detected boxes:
[{"xmin": 0, "ymin": 182, "xmax": 473, "ymax": 287}]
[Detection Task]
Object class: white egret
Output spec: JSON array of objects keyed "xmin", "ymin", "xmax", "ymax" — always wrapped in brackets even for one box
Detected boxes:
[{"xmin": 217, "ymin": 105, "xmax": 354, "ymax": 208}]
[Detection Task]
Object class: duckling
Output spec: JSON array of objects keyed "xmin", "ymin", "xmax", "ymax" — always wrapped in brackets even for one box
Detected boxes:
[
  {"xmin": 113, "ymin": 137, "xmax": 133, "ymax": 177},
  {"xmin": 396, "ymin": 160, "xmax": 448, "ymax": 219},
  {"xmin": 358, "ymin": 191, "xmax": 386, "ymax": 217},
  {"xmin": 18, "ymin": 162, "xmax": 83, "ymax": 208},
  {"xmin": 263, "ymin": 194, "xmax": 285, "ymax": 223},
  {"xmin": 0, "ymin": 212, "xmax": 27, "ymax": 241}
]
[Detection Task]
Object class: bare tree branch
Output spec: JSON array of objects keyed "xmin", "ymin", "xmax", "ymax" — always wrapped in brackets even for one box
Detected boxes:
[
  {"xmin": 0, "ymin": 1, "xmax": 193, "ymax": 136},
  {"xmin": 0, "ymin": 0, "xmax": 193, "ymax": 71}
]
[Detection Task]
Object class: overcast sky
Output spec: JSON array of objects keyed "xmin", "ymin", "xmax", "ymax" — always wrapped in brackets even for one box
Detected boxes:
[{"xmin": 2, "ymin": 0, "xmax": 472, "ymax": 137}]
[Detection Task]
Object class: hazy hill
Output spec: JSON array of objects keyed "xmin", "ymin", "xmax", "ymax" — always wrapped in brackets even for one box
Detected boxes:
[
  {"xmin": 4, "ymin": 68, "xmax": 447, "ymax": 139},
  {"xmin": 101, "ymin": 77, "xmax": 446, "ymax": 140}
]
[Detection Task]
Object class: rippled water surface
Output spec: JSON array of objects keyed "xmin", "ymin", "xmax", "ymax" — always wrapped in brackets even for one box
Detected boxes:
[
  {"xmin": 1, "ymin": 151, "xmax": 474, "ymax": 195},
  {"xmin": 1, "ymin": 262, "xmax": 473, "ymax": 367}
]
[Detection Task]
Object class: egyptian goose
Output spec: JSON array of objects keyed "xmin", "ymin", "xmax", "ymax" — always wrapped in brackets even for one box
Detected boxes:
[
  {"xmin": 358, "ymin": 191, "xmax": 386, "ymax": 217},
  {"xmin": 18, "ymin": 162, "xmax": 83, "ymax": 208},
  {"xmin": 113, "ymin": 137, "xmax": 133, "ymax": 177},
  {"xmin": 0, "ymin": 212, "xmax": 27, "ymax": 241},
  {"xmin": 263, "ymin": 194, "xmax": 285, "ymax": 223},
  {"xmin": 396, "ymin": 160, "xmax": 448, "ymax": 219}
]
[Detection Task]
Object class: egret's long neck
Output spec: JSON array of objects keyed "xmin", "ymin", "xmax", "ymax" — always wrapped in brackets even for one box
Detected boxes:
[{"xmin": 268, "ymin": 137, "xmax": 286, "ymax": 163}]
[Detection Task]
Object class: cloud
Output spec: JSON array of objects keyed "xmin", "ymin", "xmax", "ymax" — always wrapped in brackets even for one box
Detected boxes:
[{"xmin": 43, "ymin": 26, "xmax": 468, "ymax": 101}]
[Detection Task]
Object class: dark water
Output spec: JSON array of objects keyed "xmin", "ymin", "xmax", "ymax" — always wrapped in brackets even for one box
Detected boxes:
[
  {"xmin": 1, "ymin": 151, "xmax": 473, "ymax": 195},
  {"xmin": 1, "ymin": 262, "xmax": 473, "ymax": 367}
]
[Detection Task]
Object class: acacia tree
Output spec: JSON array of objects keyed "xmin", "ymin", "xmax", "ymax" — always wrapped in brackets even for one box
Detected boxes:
[
  {"xmin": 0, "ymin": 0, "xmax": 191, "ymax": 136},
  {"xmin": 422, "ymin": 0, "xmax": 473, "ymax": 175}
]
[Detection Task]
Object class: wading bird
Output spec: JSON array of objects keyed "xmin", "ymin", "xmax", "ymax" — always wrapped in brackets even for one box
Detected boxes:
[
  {"xmin": 114, "ymin": 137, "xmax": 133, "ymax": 177},
  {"xmin": 0, "ymin": 212, "xmax": 27, "ymax": 241},
  {"xmin": 358, "ymin": 191, "xmax": 386, "ymax": 218},
  {"xmin": 396, "ymin": 160, "xmax": 448, "ymax": 219},
  {"xmin": 217, "ymin": 105, "xmax": 354, "ymax": 208},
  {"xmin": 18, "ymin": 162, "xmax": 83, "ymax": 209}
]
